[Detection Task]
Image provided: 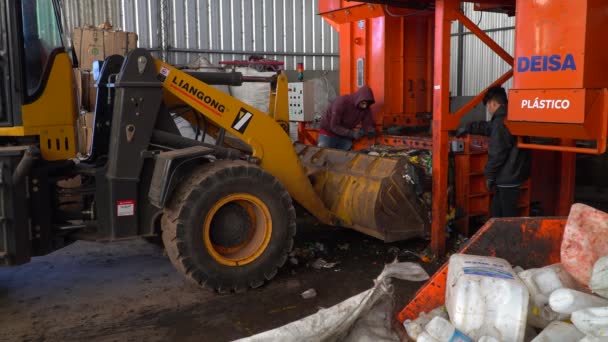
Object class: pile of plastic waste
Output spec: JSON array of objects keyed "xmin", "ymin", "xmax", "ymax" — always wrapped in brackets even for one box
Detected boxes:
[
  {"xmin": 368, "ymin": 145, "xmax": 436, "ymax": 219},
  {"xmin": 404, "ymin": 203, "xmax": 608, "ymax": 342}
]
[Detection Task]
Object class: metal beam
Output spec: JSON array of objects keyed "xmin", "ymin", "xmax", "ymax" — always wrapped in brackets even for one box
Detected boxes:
[
  {"xmin": 431, "ymin": 0, "xmax": 459, "ymax": 256},
  {"xmin": 454, "ymin": 10, "xmax": 514, "ymax": 65},
  {"xmin": 168, "ymin": 48, "xmax": 339, "ymax": 58}
]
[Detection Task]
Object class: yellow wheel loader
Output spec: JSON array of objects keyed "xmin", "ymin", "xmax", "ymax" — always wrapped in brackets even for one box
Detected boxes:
[{"xmin": 0, "ymin": 0, "xmax": 429, "ymax": 292}]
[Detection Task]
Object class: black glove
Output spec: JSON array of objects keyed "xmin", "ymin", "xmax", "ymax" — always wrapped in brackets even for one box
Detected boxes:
[
  {"xmin": 366, "ymin": 129, "xmax": 377, "ymax": 139},
  {"xmin": 486, "ymin": 179, "xmax": 495, "ymax": 191},
  {"xmin": 467, "ymin": 121, "xmax": 491, "ymax": 136},
  {"xmin": 455, "ymin": 127, "xmax": 468, "ymax": 137},
  {"xmin": 351, "ymin": 129, "xmax": 364, "ymax": 140}
]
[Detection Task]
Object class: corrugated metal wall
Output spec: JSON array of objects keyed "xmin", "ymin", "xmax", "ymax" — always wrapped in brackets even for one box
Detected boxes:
[
  {"xmin": 61, "ymin": 0, "xmax": 339, "ymax": 70},
  {"xmin": 61, "ymin": 1, "xmax": 517, "ymax": 90},
  {"xmin": 451, "ymin": 3, "xmax": 515, "ymax": 96}
]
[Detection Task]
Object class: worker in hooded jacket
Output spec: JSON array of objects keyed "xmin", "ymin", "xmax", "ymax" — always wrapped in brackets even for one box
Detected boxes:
[
  {"xmin": 484, "ymin": 86, "xmax": 531, "ymax": 217},
  {"xmin": 318, "ymin": 85, "xmax": 376, "ymax": 150}
]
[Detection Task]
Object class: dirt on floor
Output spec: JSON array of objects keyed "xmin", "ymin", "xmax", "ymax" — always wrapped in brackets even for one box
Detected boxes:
[{"xmin": 0, "ymin": 213, "xmax": 442, "ymax": 342}]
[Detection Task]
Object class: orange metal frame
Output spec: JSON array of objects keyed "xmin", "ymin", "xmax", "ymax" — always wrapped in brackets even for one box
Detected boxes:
[
  {"xmin": 316, "ymin": 0, "xmax": 575, "ymax": 255},
  {"xmin": 431, "ymin": 0, "xmax": 521, "ymax": 254}
]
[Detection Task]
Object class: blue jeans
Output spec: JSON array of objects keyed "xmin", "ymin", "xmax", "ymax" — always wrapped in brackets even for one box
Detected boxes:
[{"xmin": 317, "ymin": 134, "xmax": 353, "ymax": 150}]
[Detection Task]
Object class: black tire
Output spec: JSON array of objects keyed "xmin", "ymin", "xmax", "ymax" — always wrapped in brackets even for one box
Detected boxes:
[{"xmin": 161, "ymin": 160, "xmax": 296, "ymax": 293}]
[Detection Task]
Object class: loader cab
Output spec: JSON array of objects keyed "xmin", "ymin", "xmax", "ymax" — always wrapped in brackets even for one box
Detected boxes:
[
  {"xmin": 19, "ymin": 0, "xmax": 65, "ymax": 100},
  {"xmin": 0, "ymin": 0, "xmax": 78, "ymax": 160},
  {"xmin": 0, "ymin": 0, "xmax": 22, "ymax": 127}
]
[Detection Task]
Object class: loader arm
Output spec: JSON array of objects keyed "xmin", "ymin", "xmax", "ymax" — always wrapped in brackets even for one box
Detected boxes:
[{"xmin": 153, "ymin": 60, "xmax": 335, "ymax": 225}]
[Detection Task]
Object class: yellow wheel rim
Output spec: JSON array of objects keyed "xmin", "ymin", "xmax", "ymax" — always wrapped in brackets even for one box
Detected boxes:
[{"xmin": 203, "ymin": 193, "xmax": 272, "ymax": 266}]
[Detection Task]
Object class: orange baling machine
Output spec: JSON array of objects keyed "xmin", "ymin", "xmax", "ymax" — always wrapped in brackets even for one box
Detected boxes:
[
  {"xmin": 318, "ymin": 1, "xmax": 434, "ymax": 132},
  {"xmin": 507, "ymin": 0, "xmax": 608, "ymax": 155},
  {"xmin": 307, "ymin": 1, "xmax": 524, "ymax": 254},
  {"xmin": 309, "ymin": 0, "xmax": 591, "ymax": 255}
]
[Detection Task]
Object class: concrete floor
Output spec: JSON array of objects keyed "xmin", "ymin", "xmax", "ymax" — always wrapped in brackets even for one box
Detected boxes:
[{"xmin": 0, "ymin": 214, "xmax": 437, "ymax": 342}]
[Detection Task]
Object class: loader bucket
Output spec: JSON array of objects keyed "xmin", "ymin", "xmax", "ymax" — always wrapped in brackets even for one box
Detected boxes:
[
  {"xmin": 397, "ymin": 217, "xmax": 566, "ymax": 322},
  {"xmin": 294, "ymin": 143, "xmax": 430, "ymax": 242}
]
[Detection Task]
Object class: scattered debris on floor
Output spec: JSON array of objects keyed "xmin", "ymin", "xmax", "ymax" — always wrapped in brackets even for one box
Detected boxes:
[
  {"xmin": 301, "ymin": 289, "xmax": 317, "ymax": 300},
  {"xmin": 311, "ymin": 258, "xmax": 339, "ymax": 270},
  {"xmin": 236, "ymin": 262, "xmax": 430, "ymax": 342}
]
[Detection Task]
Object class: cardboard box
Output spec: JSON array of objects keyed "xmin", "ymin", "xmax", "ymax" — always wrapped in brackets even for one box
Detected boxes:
[
  {"xmin": 73, "ymin": 26, "xmax": 138, "ymax": 71},
  {"xmin": 77, "ymin": 112, "xmax": 94, "ymax": 155},
  {"xmin": 73, "ymin": 68, "xmax": 97, "ymax": 112}
]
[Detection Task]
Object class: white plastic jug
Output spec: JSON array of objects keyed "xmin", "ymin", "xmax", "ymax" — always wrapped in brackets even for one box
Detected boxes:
[
  {"xmin": 572, "ymin": 307, "xmax": 608, "ymax": 337},
  {"xmin": 550, "ymin": 289, "xmax": 608, "ymax": 315},
  {"xmin": 514, "ymin": 266, "xmax": 525, "ymax": 274},
  {"xmin": 479, "ymin": 336, "xmax": 500, "ymax": 342},
  {"xmin": 530, "ymin": 321, "xmax": 585, "ymax": 342},
  {"xmin": 446, "ymin": 254, "xmax": 529, "ymax": 341},
  {"xmin": 417, "ymin": 331, "xmax": 439, "ymax": 342},
  {"xmin": 519, "ymin": 263, "xmax": 580, "ymax": 327},
  {"xmin": 403, "ymin": 306, "xmax": 449, "ymax": 341},
  {"xmin": 423, "ymin": 316, "xmax": 474, "ymax": 342},
  {"xmin": 578, "ymin": 335, "xmax": 608, "ymax": 341},
  {"xmin": 590, "ymin": 257, "xmax": 608, "ymax": 299}
]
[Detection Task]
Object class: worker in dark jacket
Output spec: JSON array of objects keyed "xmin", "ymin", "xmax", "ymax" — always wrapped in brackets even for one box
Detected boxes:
[
  {"xmin": 484, "ymin": 86, "xmax": 531, "ymax": 217},
  {"xmin": 318, "ymin": 85, "xmax": 376, "ymax": 150}
]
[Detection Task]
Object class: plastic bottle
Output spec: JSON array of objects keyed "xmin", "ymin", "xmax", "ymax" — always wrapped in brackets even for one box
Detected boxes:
[
  {"xmin": 513, "ymin": 266, "xmax": 525, "ymax": 274},
  {"xmin": 561, "ymin": 203, "xmax": 608, "ymax": 286},
  {"xmin": 519, "ymin": 263, "xmax": 580, "ymax": 327},
  {"xmin": 549, "ymin": 289, "xmax": 608, "ymax": 315},
  {"xmin": 446, "ymin": 254, "xmax": 529, "ymax": 341},
  {"xmin": 403, "ymin": 306, "xmax": 448, "ymax": 340},
  {"xmin": 530, "ymin": 321, "xmax": 585, "ymax": 342},
  {"xmin": 479, "ymin": 336, "xmax": 500, "ymax": 342},
  {"xmin": 417, "ymin": 331, "xmax": 439, "ymax": 342},
  {"xmin": 572, "ymin": 307, "xmax": 608, "ymax": 337},
  {"xmin": 578, "ymin": 335, "xmax": 608, "ymax": 342},
  {"xmin": 590, "ymin": 257, "xmax": 608, "ymax": 299},
  {"xmin": 423, "ymin": 316, "xmax": 474, "ymax": 342}
]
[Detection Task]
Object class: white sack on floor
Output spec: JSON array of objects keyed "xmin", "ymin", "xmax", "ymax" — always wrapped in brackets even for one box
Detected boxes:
[{"xmin": 234, "ymin": 262, "xmax": 430, "ymax": 342}]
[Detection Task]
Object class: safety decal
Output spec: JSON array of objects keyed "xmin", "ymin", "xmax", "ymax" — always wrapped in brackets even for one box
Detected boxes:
[
  {"xmin": 231, "ymin": 108, "xmax": 253, "ymax": 134},
  {"xmin": 117, "ymin": 200, "xmax": 135, "ymax": 217},
  {"xmin": 157, "ymin": 66, "xmax": 171, "ymax": 82}
]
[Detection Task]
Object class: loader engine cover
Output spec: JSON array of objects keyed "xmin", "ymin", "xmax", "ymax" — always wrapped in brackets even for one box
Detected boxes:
[{"xmin": 295, "ymin": 144, "xmax": 430, "ymax": 242}]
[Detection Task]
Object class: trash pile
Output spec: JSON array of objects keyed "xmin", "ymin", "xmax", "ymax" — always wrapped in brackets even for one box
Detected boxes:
[
  {"xmin": 367, "ymin": 144, "xmax": 461, "ymax": 236},
  {"xmin": 368, "ymin": 145, "xmax": 435, "ymax": 220},
  {"xmin": 404, "ymin": 203, "xmax": 608, "ymax": 342}
]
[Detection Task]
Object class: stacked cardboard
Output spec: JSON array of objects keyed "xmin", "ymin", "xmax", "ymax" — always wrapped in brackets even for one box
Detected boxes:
[
  {"xmin": 72, "ymin": 23, "xmax": 137, "ymax": 155},
  {"xmin": 72, "ymin": 25, "xmax": 138, "ymax": 71},
  {"xmin": 73, "ymin": 69, "xmax": 96, "ymax": 112},
  {"xmin": 72, "ymin": 24, "xmax": 138, "ymax": 113},
  {"xmin": 76, "ymin": 112, "xmax": 94, "ymax": 155}
]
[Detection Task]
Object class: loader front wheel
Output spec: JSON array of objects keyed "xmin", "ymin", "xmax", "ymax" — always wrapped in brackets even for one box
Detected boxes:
[{"xmin": 161, "ymin": 160, "xmax": 296, "ymax": 293}]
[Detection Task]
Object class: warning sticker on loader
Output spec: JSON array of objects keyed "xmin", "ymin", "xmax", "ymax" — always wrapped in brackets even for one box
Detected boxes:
[
  {"xmin": 117, "ymin": 200, "xmax": 135, "ymax": 217},
  {"xmin": 231, "ymin": 108, "xmax": 253, "ymax": 134},
  {"xmin": 157, "ymin": 66, "xmax": 171, "ymax": 82}
]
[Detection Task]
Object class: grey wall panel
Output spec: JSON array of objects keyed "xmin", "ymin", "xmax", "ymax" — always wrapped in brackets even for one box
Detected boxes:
[
  {"xmin": 62, "ymin": 0, "xmax": 339, "ymax": 70},
  {"xmin": 461, "ymin": 29, "xmax": 514, "ymax": 96},
  {"xmin": 450, "ymin": 35, "xmax": 459, "ymax": 96},
  {"xmin": 463, "ymin": 3, "xmax": 514, "ymax": 31},
  {"xmin": 450, "ymin": 3, "xmax": 515, "ymax": 96}
]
